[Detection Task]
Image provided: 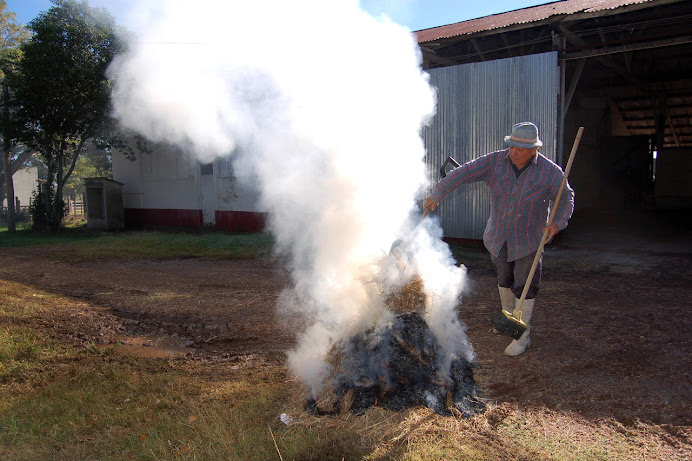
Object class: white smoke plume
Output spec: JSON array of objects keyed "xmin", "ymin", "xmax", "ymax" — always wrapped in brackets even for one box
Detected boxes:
[{"xmin": 107, "ymin": 0, "xmax": 472, "ymax": 396}]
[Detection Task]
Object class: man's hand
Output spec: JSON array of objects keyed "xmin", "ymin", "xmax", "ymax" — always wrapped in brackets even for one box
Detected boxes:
[
  {"xmin": 544, "ymin": 223, "xmax": 559, "ymax": 243},
  {"xmin": 424, "ymin": 196, "xmax": 438, "ymax": 213}
]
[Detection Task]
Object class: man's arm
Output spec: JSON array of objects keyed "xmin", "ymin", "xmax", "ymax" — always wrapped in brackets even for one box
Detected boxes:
[
  {"xmin": 425, "ymin": 151, "xmax": 495, "ymax": 211},
  {"xmin": 424, "ymin": 196, "xmax": 438, "ymax": 213},
  {"xmin": 545, "ymin": 172, "xmax": 575, "ymax": 242},
  {"xmin": 552, "ymin": 179, "xmax": 575, "ymax": 231}
]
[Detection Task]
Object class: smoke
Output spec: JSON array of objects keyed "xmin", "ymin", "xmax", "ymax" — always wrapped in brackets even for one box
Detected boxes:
[{"xmin": 107, "ymin": 0, "xmax": 472, "ymax": 396}]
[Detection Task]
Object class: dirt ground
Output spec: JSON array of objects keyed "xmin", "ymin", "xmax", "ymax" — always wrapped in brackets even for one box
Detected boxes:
[{"xmin": 1, "ymin": 212, "xmax": 690, "ymax": 432}]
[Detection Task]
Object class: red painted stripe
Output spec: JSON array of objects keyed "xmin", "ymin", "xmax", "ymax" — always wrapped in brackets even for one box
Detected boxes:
[
  {"xmin": 124, "ymin": 208, "xmax": 203, "ymax": 228},
  {"xmin": 215, "ymin": 210, "xmax": 267, "ymax": 233},
  {"xmin": 124, "ymin": 208, "xmax": 267, "ymax": 233}
]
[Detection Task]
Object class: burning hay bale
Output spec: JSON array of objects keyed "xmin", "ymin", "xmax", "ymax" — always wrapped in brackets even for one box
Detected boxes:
[
  {"xmin": 308, "ymin": 312, "xmax": 485, "ymax": 417},
  {"xmin": 383, "ymin": 275, "xmax": 426, "ymax": 314}
]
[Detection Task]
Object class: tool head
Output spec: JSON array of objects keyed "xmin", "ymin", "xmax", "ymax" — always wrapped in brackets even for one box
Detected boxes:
[
  {"xmin": 389, "ymin": 238, "xmax": 405, "ymax": 255},
  {"xmin": 492, "ymin": 310, "xmax": 528, "ymax": 340}
]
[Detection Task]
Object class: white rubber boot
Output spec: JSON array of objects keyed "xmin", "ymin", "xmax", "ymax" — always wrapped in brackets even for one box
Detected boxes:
[
  {"xmin": 494, "ymin": 286, "xmax": 516, "ymax": 335},
  {"xmin": 498, "ymin": 286, "xmax": 515, "ymax": 312},
  {"xmin": 504, "ymin": 298, "xmax": 534, "ymax": 356}
]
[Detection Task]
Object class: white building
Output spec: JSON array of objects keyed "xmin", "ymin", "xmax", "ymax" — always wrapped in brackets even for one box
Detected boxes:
[
  {"xmin": 112, "ymin": 144, "xmax": 266, "ymax": 231},
  {"xmin": 3, "ymin": 166, "xmax": 38, "ymax": 212}
]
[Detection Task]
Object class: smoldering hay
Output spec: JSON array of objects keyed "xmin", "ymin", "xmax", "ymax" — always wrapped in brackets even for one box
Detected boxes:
[{"xmin": 107, "ymin": 0, "xmax": 475, "ymax": 400}]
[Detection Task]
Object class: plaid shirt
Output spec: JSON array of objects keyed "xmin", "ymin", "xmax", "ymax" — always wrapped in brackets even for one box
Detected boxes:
[{"xmin": 430, "ymin": 149, "xmax": 574, "ymax": 262}]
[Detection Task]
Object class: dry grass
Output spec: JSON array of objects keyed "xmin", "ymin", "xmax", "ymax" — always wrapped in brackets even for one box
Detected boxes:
[
  {"xmin": 274, "ymin": 396, "xmax": 691, "ymax": 461},
  {"xmin": 0, "ymin": 278, "xmax": 690, "ymax": 460},
  {"xmin": 384, "ymin": 276, "xmax": 427, "ymax": 315}
]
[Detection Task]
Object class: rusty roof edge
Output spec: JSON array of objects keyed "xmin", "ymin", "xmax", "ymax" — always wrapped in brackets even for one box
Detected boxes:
[
  {"xmin": 568, "ymin": 0, "xmax": 681, "ymax": 20},
  {"xmin": 419, "ymin": 15, "xmax": 567, "ymax": 48},
  {"xmin": 414, "ymin": 0, "xmax": 565, "ymax": 34},
  {"xmin": 414, "ymin": 0, "xmax": 665, "ymax": 44}
]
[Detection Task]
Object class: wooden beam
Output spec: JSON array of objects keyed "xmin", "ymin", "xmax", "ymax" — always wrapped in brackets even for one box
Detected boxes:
[
  {"xmin": 559, "ymin": 24, "xmax": 649, "ymax": 93},
  {"xmin": 419, "ymin": 47, "xmax": 462, "ymax": 68},
  {"xmin": 564, "ymin": 58, "xmax": 586, "ymax": 115},
  {"xmin": 623, "ymin": 113, "xmax": 692, "ymax": 122},
  {"xmin": 470, "ymin": 39, "xmax": 486, "ymax": 62},
  {"xmin": 562, "ymin": 35, "xmax": 692, "ymax": 60},
  {"xmin": 666, "ymin": 110, "xmax": 682, "ymax": 146}
]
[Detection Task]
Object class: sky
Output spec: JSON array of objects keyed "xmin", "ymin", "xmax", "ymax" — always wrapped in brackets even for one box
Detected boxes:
[{"xmin": 8, "ymin": 0, "xmax": 552, "ymax": 32}]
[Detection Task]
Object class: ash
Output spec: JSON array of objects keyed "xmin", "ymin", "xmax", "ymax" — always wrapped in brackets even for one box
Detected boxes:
[{"xmin": 307, "ymin": 313, "xmax": 485, "ymax": 417}]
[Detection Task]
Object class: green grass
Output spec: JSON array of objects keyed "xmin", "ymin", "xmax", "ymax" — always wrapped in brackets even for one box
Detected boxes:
[{"xmin": 0, "ymin": 224, "xmax": 275, "ymax": 260}]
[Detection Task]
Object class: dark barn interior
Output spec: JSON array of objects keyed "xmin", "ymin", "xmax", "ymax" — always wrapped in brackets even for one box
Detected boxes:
[{"xmin": 415, "ymin": 0, "xmax": 692, "ymax": 252}]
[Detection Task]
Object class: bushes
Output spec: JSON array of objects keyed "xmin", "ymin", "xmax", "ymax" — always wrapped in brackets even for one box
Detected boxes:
[{"xmin": 29, "ymin": 183, "xmax": 66, "ymax": 232}]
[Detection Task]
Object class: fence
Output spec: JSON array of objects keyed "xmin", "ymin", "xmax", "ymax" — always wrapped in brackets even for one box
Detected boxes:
[
  {"xmin": 66, "ymin": 199, "xmax": 85, "ymax": 217},
  {"xmin": 1, "ymin": 197, "xmax": 85, "ymax": 221}
]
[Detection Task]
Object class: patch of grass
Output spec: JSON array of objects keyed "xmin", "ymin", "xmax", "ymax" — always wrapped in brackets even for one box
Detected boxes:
[
  {"xmin": 0, "ymin": 220, "xmax": 31, "ymax": 232},
  {"xmin": 0, "ymin": 226, "xmax": 275, "ymax": 260},
  {"xmin": 0, "ymin": 350, "xmax": 320, "ymax": 460},
  {"xmin": 0, "ymin": 327, "xmax": 51, "ymax": 380},
  {"xmin": 0, "ymin": 224, "xmax": 98, "ymax": 248}
]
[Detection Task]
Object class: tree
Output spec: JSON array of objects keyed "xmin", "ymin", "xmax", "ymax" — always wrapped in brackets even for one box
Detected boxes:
[
  {"xmin": 0, "ymin": 1, "xmax": 28, "ymax": 53},
  {"xmin": 0, "ymin": 0, "xmax": 30, "ymax": 232},
  {"xmin": 63, "ymin": 146, "xmax": 109, "ymax": 201},
  {"xmin": 9, "ymin": 0, "xmax": 127, "ymax": 232}
]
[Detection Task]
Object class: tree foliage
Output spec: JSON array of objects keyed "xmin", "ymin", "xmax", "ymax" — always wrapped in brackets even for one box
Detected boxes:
[
  {"xmin": 0, "ymin": 1, "xmax": 30, "ymax": 232},
  {"xmin": 8, "ymin": 0, "xmax": 129, "ymax": 232},
  {"xmin": 0, "ymin": 1, "xmax": 30, "ymax": 62},
  {"xmin": 63, "ymin": 147, "xmax": 109, "ymax": 198}
]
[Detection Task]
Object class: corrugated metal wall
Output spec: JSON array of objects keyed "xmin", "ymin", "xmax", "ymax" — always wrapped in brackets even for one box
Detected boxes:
[{"xmin": 423, "ymin": 51, "xmax": 559, "ymax": 240}]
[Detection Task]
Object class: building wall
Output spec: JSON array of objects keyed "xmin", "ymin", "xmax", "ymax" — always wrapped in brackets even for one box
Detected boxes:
[
  {"xmin": 2, "ymin": 167, "xmax": 38, "ymax": 210},
  {"xmin": 655, "ymin": 147, "xmax": 692, "ymax": 209},
  {"xmin": 112, "ymin": 144, "xmax": 266, "ymax": 231},
  {"xmin": 422, "ymin": 52, "xmax": 559, "ymax": 240}
]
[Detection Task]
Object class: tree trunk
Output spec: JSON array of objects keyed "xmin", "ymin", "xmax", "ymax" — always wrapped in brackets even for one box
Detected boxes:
[
  {"xmin": 47, "ymin": 137, "xmax": 86, "ymax": 232},
  {"xmin": 2, "ymin": 141, "xmax": 15, "ymax": 232},
  {"xmin": 45, "ymin": 156, "xmax": 56, "ymax": 232},
  {"xmin": 50, "ymin": 146, "xmax": 64, "ymax": 232},
  {"xmin": 0, "ymin": 161, "xmax": 5, "ymax": 214},
  {"xmin": 53, "ymin": 164, "xmax": 64, "ymax": 231},
  {"xmin": 62, "ymin": 137, "xmax": 85, "ymax": 189},
  {"xmin": 2, "ymin": 83, "xmax": 15, "ymax": 232}
]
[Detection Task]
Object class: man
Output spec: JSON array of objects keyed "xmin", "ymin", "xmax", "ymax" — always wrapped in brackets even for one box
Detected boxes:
[{"xmin": 424, "ymin": 122, "xmax": 574, "ymax": 356}]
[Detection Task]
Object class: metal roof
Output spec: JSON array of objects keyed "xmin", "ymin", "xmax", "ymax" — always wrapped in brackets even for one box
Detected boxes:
[{"xmin": 415, "ymin": 0, "xmax": 655, "ymax": 43}]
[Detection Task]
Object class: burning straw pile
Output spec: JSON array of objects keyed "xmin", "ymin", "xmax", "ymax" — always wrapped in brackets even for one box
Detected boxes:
[
  {"xmin": 384, "ymin": 276, "xmax": 426, "ymax": 315},
  {"xmin": 307, "ymin": 275, "xmax": 485, "ymax": 417}
]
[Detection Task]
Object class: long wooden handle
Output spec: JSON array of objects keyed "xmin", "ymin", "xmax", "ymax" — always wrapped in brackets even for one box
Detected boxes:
[
  {"xmin": 514, "ymin": 127, "xmax": 584, "ymax": 316},
  {"xmin": 421, "ymin": 207, "xmax": 431, "ymax": 221}
]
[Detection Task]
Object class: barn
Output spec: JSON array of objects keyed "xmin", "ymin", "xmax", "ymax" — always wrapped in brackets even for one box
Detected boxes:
[
  {"xmin": 112, "ymin": 0, "xmax": 692, "ymax": 238},
  {"xmin": 418, "ymin": 0, "xmax": 692, "ymax": 241}
]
